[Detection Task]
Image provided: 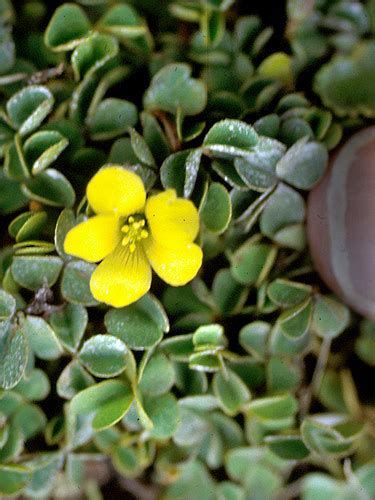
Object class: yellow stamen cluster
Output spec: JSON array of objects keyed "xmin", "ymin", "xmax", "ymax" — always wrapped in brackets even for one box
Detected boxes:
[{"xmin": 121, "ymin": 216, "xmax": 148, "ymax": 253}]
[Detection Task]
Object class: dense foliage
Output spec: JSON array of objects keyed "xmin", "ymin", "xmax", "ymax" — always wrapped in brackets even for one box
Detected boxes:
[{"xmin": 0, "ymin": 1, "xmax": 374, "ymax": 498}]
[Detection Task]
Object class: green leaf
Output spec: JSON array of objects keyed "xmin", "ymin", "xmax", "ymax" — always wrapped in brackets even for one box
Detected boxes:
[
  {"xmin": 11, "ymin": 255, "xmax": 63, "ymax": 290},
  {"xmin": 0, "ymin": 28, "xmax": 15, "ymax": 75},
  {"xmin": 128, "ymin": 127, "xmax": 155, "ymax": 167},
  {"xmin": 165, "ymin": 460, "xmax": 215, "ymax": 500},
  {"xmin": 239, "ymin": 321, "xmax": 271, "ymax": 359},
  {"xmin": 69, "ymin": 380, "xmax": 133, "ymax": 432},
  {"xmin": 13, "ymin": 403, "xmax": 46, "ymax": 440},
  {"xmin": 13, "ymin": 368, "xmax": 50, "ymax": 401},
  {"xmin": 0, "ymin": 464, "xmax": 31, "ymax": 495},
  {"xmin": 200, "ymin": 182, "xmax": 232, "ymax": 234},
  {"xmin": 70, "ymin": 73, "xmax": 99, "ymax": 124},
  {"xmin": 144, "ymin": 63, "xmax": 207, "ymax": 116},
  {"xmin": 23, "ymin": 169, "xmax": 75, "ymax": 208},
  {"xmin": 71, "ymin": 33, "xmax": 119, "ymax": 81},
  {"xmin": 267, "ymin": 279, "xmax": 312, "ymax": 308},
  {"xmin": 234, "ymin": 136, "xmax": 286, "ymax": 191},
  {"xmin": 6, "ymin": 86, "xmax": 54, "ymax": 136},
  {"xmin": 88, "ymin": 98, "xmax": 138, "ymax": 140},
  {"xmin": 260, "ymin": 183, "xmax": 305, "ymax": 244},
  {"xmin": 231, "ymin": 241, "xmax": 277, "ymax": 286},
  {"xmin": 0, "ymin": 325, "xmax": 28, "ymax": 390},
  {"xmin": 314, "ymin": 41, "xmax": 375, "ymax": 117},
  {"xmin": 144, "ymin": 393, "xmax": 179, "ymax": 439},
  {"xmin": 160, "ymin": 150, "xmax": 190, "ymax": 196},
  {"xmin": 0, "ymin": 420, "xmax": 23, "ymax": 462},
  {"xmin": 141, "ymin": 111, "xmax": 170, "ymax": 164},
  {"xmin": 0, "ymin": 169, "xmax": 28, "ymax": 214},
  {"xmin": 211, "ymin": 159, "xmax": 247, "ymax": 190},
  {"xmin": 160, "ymin": 333, "xmax": 194, "ymax": 361},
  {"xmin": 279, "ymin": 117, "xmax": 314, "ymax": 147},
  {"xmin": 78, "ymin": 334, "xmax": 128, "ymax": 378},
  {"xmin": 44, "ymin": 3, "xmax": 91, "ymax": 51},
  {"xmin": 254, "ymin": 113, "xmax": 280, "ymax": 138},
  {"xmin": 24, "ymin": 453, "xmax": 63, "ymax": 497},
  {"xmin": 355, "ymin": 319, "xmax": 375, "ymax": 366},
  {"xmin": 139, "ymin": 351, "xmax": 175, "ymax": 396},
  {"xmin": 56, "ymin": 360, "xmax": 94, "ymax": 400},
  {"xmin": 111, "ymin": 444, "xmax": 146, "ymax": 478},
  {"xmin": 248, "ymin": 394, "xmax": 298, "ymax": 420},
  {"xmin": 54, "ymin": 208, "xmax": 76, "ymax": 259},
  {"xmin": 105, "ymin": 301, "xmax": 163, "ymax": 350},
  {"xmin": 61, "ymin": 260, "xmax": 98, "ymax": 306},
  {"xmin": 49, "ymin": 303, "xmax": 87, "ymax": 353},
  {"xmin": 4, "ymin": 136, "xmax": 30, "ymax": 181},
  {"xmin": 212, "ymin": 269, "xmax": 248, "ymax": 316},
  {"xmin": 278, "ymin": 299, "xmax": 313, "ymax": 340},
  {"xmin": 9, "ymin": 211, "xmax": 47, "ymax": 243},
  {"xmin": 203, "ymin": 119, "xmax": 258, "ymax": 159},
  {"xmin": 275, "ymin": 137, "xmax": 328, "ymax": 190},
  {"xmin": 184, "ymin": 148, "xmax": 202, "ymax": 198},
  {"xmin": 301, "ymin": 417, "xmax": 364, "ymax": 456},
  {"xmin": 216, "ymin": 481, "xmax": 245, "ymax": 500},
  {"xmin": 312, "ymin": 295, "xmax": 350, "ymax": 339},
  {"xmin": 193, "ymin": 324, "xmax": 227, "ymax": 352},
  {"xmin": 21, "ymin": 315, "xmax": 63, "ymax": 360},
  {"xmin": 24, "ymin": 131, "xmax": 69, "ymax": 175},
  {"xmin": 0, "ymin": 288, "xmax": 15, "ymax": 321},
  {"xmin": 189, "ymin": 352, "xmax": 222, "ymax": 372},
  {"xmin": 213, "ymin": 368, "xmax": 251, "ymax": 416},
  {"xmin": 267, "ymin": 356, "xmax": 301, "ymax": 392},
  {"xmin": 302, "ymin": 473, "xmax": 342, "ymax": 500},
  {"xmin": 318, "ymin": 370, "xmax": 347, "ymax": 413},
  {"xmin": 265, "ymin": 435, "xmax": 310, "ymax": 460},
  {"xmin": 173, "ymin": 406, "xmax": 210, "ymax": 446},
  {"xmin": 98, "ymin": 3, "xmax": 147, "ymax": 39}
]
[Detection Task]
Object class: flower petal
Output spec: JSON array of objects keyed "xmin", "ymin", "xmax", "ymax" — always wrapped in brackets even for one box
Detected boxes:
[
  {"xmin": 144, "ymin": 237, "xmax": 202, "ymax": 286},
  {"xmin": 64, "ymin": 215, "xmax": 120, "ymax": 263},
  {"xmin": 145, "ymin": 189, "xmax": 199, "ymax": 248},
  {"xmin": 90, "ymin": 244, "xmax": 151, "ymax": 307},
  {"xmin": 87, "ymin": 166, "xmax": 146, "ymax": 216}
]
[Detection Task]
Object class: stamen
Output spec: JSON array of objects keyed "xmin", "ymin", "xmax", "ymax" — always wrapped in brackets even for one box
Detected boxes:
[{"xmin": 121, "ymin": 215, "xmax": 148, "ymax": 251}]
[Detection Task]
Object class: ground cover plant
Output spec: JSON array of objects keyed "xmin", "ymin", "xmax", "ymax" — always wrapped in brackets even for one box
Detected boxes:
[{"xmin": 0, "ymin": 0, "xmax": 375, "ymax": 498}]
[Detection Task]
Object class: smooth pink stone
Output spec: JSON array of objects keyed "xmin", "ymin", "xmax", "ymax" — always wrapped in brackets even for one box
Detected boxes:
[{"xmin": 307, "ymin": 127, "xmax": 375, "ymax": 319}]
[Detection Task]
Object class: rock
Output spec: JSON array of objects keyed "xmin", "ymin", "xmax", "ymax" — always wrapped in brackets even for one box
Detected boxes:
[{"xmin": 307, "ymin": 127, "xmax": 375, "ymax": 319}]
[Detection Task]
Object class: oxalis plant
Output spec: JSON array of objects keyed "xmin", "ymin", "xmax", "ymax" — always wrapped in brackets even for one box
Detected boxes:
[{"xmin": 0, "ymin": 0, "xmax": 375, "ymax": 498}]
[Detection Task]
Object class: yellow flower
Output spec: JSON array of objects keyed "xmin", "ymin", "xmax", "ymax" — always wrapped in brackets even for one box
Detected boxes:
[{"xmin": 64, "ymin": 166, "xmax": 203, "ymax": 307}]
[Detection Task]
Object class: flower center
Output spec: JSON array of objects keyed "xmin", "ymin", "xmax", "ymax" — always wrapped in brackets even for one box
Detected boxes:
[{"xmin": 121, "ymin": 215, "xmax": 148, "ymax": 253}]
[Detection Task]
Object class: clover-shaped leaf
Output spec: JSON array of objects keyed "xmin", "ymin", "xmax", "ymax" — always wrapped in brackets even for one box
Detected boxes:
[
  {"xmin": 23, "ymin": 169, "xmax": 75, "ymax": 207},
  {"xmin": 314, "ymin": 41, "xmax": 375, "ymax": 117},
  {"xmin": 6, "ymin": 86, "xmax": 54, "ymax": 137},
  {"xmin": 275, "ymin": 137, "xmax": 328, "ymax": 190},
  {"xmin": 78, "ymin": 334, "xmax": 128, "ymax": 378},
  {"xmin": 11, "ymin": 255, "xmax": 63, "ymax": 290},
  {"xmin": 203, "ymin": 119, "xmax": 258, "ymax": 159},
  {"xmin": 88, "ymin": 98, "xmax": 138, "ymax": 141},
  {"xmin": 200, "ymin": 182, "xmax": 232, "ymax": 234},
  {"xmin": 68, "ymin": 380, "xmax": 133, "ymax": 432},
  {"xmin": 44, "ymin": 3, "xmax": 91, "ymax": 52},
  {"xmin": 144, "ymin": 63, "xmax": 207, "ymax": 116},
  {"xmin": 0, "ymin": 323, "xmax": 28, "ymax": 390},
  {"xmin": 98, "ymin": 3, "xmax": 147, "ymax": 39},
  {"xmin": 8, "ymin": 210, "xmax": 47, "ymax": 242},
  {"xmin": 71, "ymin": 33, "xmax": 119, "ymax": 81},
  {"xmin": 24, "ymin": 131, "xmax": 69, "ymax": 175}
]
